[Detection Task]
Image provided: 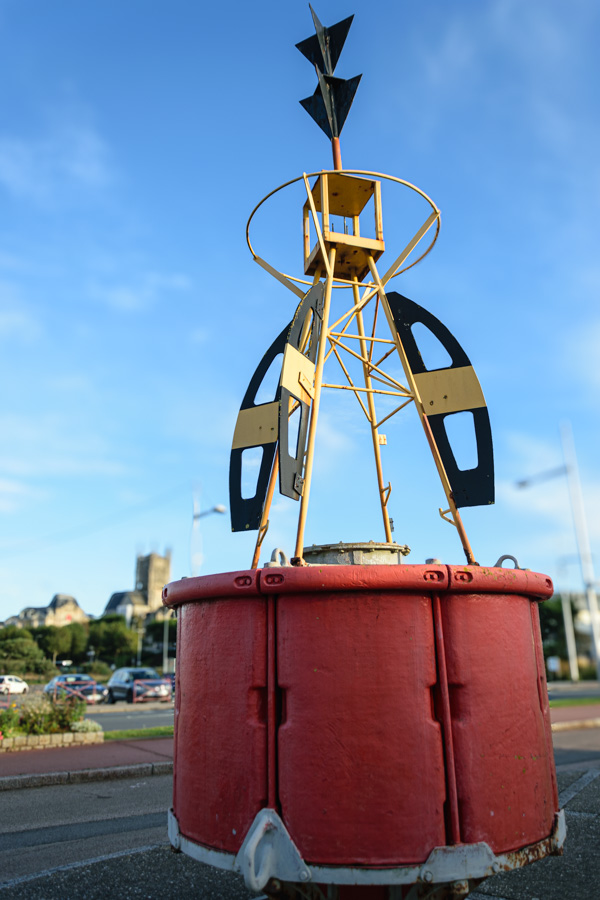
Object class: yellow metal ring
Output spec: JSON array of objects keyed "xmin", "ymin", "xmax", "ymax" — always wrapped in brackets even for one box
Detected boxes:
[{"xmin": 246, "ymin": 169, "xmax": 441, "ymax": 290}]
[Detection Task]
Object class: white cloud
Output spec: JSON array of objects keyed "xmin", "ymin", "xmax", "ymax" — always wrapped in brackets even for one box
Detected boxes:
[
  {"xmin": 313, "ymin": 410, "xmax": 357, "ymax": 469},
  {"xmin": 0, "ymin": 306, "xmax": 41, "ymax": 343},
  {"xmin": 503, "ymin": 430, "xmax": 563, "ymax": 477},
  {"xmin": 497, "ymin": 429, "xmax": 600, "ymax": 550},
  {"xmin": 566, "ymin": 318, "xmax": 600, "ymax": 396},
  {"xmin": 0, "ymin": 118, "xmax": 113, "ymax": 206},
  {"xmin": 189, "ymin": 327, "xmax": 209, "ymax": 345},
  {"xmin": 0, "ymin": 282, "xmax": 42, "ymax": 343},
  {"xmin": 0, "ymin": 478, "xmax": 39, "ymax": 513},
  {"xmin": 59, "ymin": 124, "xmax": 112, "ymax": 188},
  {"xmin": 46, "ymin": 373, "xmax": 93, "ymax": 393},
  {"xmin": 491, "ymin": 0, "xmax": 583, "ymax": 68},
  {"xmin": 90, "ymin": 270, "xmax": 192, "ymax": 313},
  {"xmin": 420, "ymin": 20, "xmax": 476, "ymax": 90},
  {"xmin": 417, "ymin": 0, "xmax": 597, "ymax": 156},
  {"xmin": 0, "ymin": 413, "xmax": 128, "ymax": 478}
]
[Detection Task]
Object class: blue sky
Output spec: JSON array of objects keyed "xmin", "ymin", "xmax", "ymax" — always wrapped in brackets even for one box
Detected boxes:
[{"xmin": 1, "ymin": 0, "xmax": 599, "ymax": 622}]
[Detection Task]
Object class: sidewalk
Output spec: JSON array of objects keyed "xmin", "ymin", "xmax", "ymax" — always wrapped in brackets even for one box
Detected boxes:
[
  {"xmin": 550, "ymin": 702, "xmax": 600, "ymax": 730},
  {"xmin": 0, "ymin": 736, "xmax": 173, "ymax": 790}
]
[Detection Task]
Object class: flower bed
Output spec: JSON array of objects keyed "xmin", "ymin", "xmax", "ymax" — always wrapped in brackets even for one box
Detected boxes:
[
  {"xmin": 0, "ymin": 731, "xmax": 104, "ymax": 752},
  {"xmin": 0, "ymin": 696, "xmax": 103, "ymax": 752}
]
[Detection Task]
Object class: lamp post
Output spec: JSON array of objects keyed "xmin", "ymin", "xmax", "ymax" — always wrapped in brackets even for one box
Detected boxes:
[
  {"xmin": 162, "ymin": 611, "xmax": 173, "ymax": 676},
  {"xmin": 190, "ymin": 498, "xmax": 227, "ymax": 577},
  {"xmin": 160, "ymin": 500, "xmax": 227, "ymax": 676},
  {"xmin": 516, "ymin": 421, "xmax": 600, "ymax": 680},
  {"xmin": 136, "ymin": 621, "xmax": 144, "ymax": 666},
  {"xmin": 561, "ymin": 591, "xmax": 579, "ymax": 682},
  {"xmin": 561, "ymin": 422, "xmax": 600, "ymax": 680}
]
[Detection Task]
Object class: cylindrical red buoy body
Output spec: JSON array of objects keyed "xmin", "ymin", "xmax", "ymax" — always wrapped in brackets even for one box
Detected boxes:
[{"xmin": 164, "ymin": 563, "xmax": 560, "ymax": 890}]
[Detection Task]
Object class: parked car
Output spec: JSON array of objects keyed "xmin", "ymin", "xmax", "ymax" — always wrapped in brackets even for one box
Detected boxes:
[
  {"xmin": 0, "ymin": 675, "xmax": 28, "ymax": 695},
  {"xmin": 106, "ymin": 667, "xmax": 172, "ymax": 703},
  {"xmin": 44, "ymin": 674, "xmax": 108, "ymax": 704}
]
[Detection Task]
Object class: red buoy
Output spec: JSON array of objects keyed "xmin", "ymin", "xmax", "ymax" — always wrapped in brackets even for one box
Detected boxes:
[{"xmin": 164, "ymin": 562, "xmax": 562, "ymax": 896}]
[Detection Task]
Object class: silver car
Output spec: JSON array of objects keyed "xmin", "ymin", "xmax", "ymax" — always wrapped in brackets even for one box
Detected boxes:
[{"xmin": 106, "ymin": 667, "xmax": 171, "ymax": 703}]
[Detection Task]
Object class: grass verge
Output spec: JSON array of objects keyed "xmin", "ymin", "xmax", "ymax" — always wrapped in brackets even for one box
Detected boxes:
[
  {"xmin": 101, "ymin": 704, "xmax": 598, "ymax": 737},
  {"xmin": 549, "ymin": 698, "xmax": 600, "ymax": 708},
  {"xmin": 103, "ymin": 725, "xmax": 174, "ymax": 741}
]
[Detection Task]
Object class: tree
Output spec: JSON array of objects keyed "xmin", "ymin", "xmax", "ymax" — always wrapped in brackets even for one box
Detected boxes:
[
  {"xmin": 0, "ymin": 625, "xmax": 51, "ymax": 675},
  {"xmin": 538, "ymin": 595, "xmax": 578, "ymax": 660},
  {"xmin": 34, "ymin": 626, "xmax": 73, "ymax": 664},
  {"xmin": 0, "ymin": 625, "xmax": 34, "ymax": 643},
  {"xmin": 144, "ymin": 619, "xmax": 177, "ymax": 643},
  {"xmin": 0, "ymin": 636, "xmax": 46, "ymax": 666},
  {"xmin": 88, "ymin": 616, "xmax": 137, "ymax": 663},
  {"xmin": 65, "ymin": 622, "xmax": 88, "ymax": 661}
]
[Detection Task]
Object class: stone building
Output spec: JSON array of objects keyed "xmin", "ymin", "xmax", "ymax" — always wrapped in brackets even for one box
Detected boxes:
[
  {"xmin": 4, "ymin": 594, "xmax": 90, "ymax": 629},
  {"xmin": 134, "ymin": 551, "xmax": 171, "ymax": 613},
  {"xmin": 102, "ymin": 590, "xmax": 148, "ymax": 627},
  {"xmin": 103, "ymin": 550, "xmax": 171, "ymax": 624}
]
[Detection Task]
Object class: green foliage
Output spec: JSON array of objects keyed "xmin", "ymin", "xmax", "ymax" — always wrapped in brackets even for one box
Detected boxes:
[
  {"xmin": 0, "ymin": 659, "xmax": 26, "ymax": 675},
  {"xmin": 33, "ymin": 626, "xmax": 73, "ymax": 663},
  {"xmin": 0, "ymin": 703, "xmax": 20, "ymax": 737},
  {"xmin": 79, "ymin": 660, "xmax": 112, "ymax": 677},
  {"xmin": 33, "ymin": 659, "xmax": 62, "ymax": 676},
  {"xmin": 101, "ymin": 614, "xmax": 128, "ymax": 625},
  {"xmin": 0, "ymin": 626, "xmax": 34, "ymax": 642},
  {"xmin": 549, "ymin": 697, "xmax": 600, "ymax": 707},
  {"xmin": 17, "ymin": 697, "xmax": 85, "ymax": 735},
  {"xmin": 103, "ymin": 725, "xmax": 173, "ymax": 741},
  {"xmin": 144, "ymin": 619, "xmax": 177, "ymax": 642},
  {"xmin": 70, "ymin": 718, "xmax": 102, "ymax": 733},
  {"xmin": 89, "ymin": 616, "xmax": 137, "ymax": 663},
  {"xmin": 539, "ymin": 595, "xmax": 576, "ymax": 660},
  {"xmin": 65, "ymin": 622, "xmax": 88, "ymax": 660},
  {"xmin": 578, "ymin": 663, "xmax": 598, "ymax": 680},
  {"xmin": 0, "ymin": 658, "xmax": 57, "ymax": 676},
  {"xmin": 0, "ymin": 638, "xmax": 45, "ymax": 664},
  {"xmin": 1, "ymin": 617, "xmax": 145, "ymax": 674},
  {"xmin": 0, "ymin": 626, "xmax": 57, "ymax": 673}
]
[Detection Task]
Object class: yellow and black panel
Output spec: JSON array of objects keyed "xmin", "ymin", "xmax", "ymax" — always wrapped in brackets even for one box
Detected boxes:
[
  {"xmin": 279, "ymin": 283, "xmax": 323, "ymax": 500},
  {"xmin": 387, "ymin": 292, "xmax": 494, "ymax": 508},
  {"xmin": 229, "ymin": 324, "xmax": 288, "ymax": 532}
]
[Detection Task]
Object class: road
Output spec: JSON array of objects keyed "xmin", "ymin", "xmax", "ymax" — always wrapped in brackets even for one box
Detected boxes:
[
  {"xmin": 0, "ymin": 776, "xmax": 171, "ymax": 883},
  {"xmin": 0, "ymin": 775, "xmax": 253, "ymax": 899},
  {"xmin": 1, "ymin": 763, "xmax": 600, "ymax": 899},
  {"xmin": 548, "ymin": 683, "xmax": 600, "ymax": 702},
  {"xmin": 553, "ymin": 728, "xmax": 600, "ymax": 770},
  {"xmin": 86, "ymin": 704, "xmax": 174, "ymax": 732}
]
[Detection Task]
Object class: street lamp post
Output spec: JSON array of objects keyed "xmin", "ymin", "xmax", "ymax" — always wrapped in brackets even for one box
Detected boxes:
[
  {"xmin": 136, "ymin": 622, "xmax": 144, "ymax": 666},
  {"xmin": 162, "ymin": 611, "xmax": 173, "ymax": 675},
  {"xmin": 190, "ymin": 499, "xmax": 227, "ymax": 577},
  {"xmin": 160, "ymin": 499, "xmax": 227, "ymax": 675},
  {"xmin": 517, "ymin": 421, "xmax": 600, "ymax": 680},
  {"xmin": 560, "ymin": 422, "xmax": 600, "ymax": 680},
  {"xmin": 560, "ymin": 592, "xmax": 579, "ymax": 681}
]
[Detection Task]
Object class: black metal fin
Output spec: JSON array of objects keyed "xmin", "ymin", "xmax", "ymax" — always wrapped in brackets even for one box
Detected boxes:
[
  {"xmin": 299, "ymin": 73, "xmax": 362, "ymax": 139},
  {"xmin": 296, "ymin": 9, "xmax": 355, "ymax": 75},
  {"xmin": 279, "ymin": 283, "xmax": 324, "ymax": 500},
  {"xmin": 387, "ymin": 292, "xmax": 495, "ymax": 508},
  {"xmin": 229, "ymin": 324, "xmax": 288, "ymax": 532}
]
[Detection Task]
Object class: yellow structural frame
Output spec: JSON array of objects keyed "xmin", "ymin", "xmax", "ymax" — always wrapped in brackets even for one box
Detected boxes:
[{"xmin": 246, "ymin": 170, "xmax": 477, "ymax": 568}]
